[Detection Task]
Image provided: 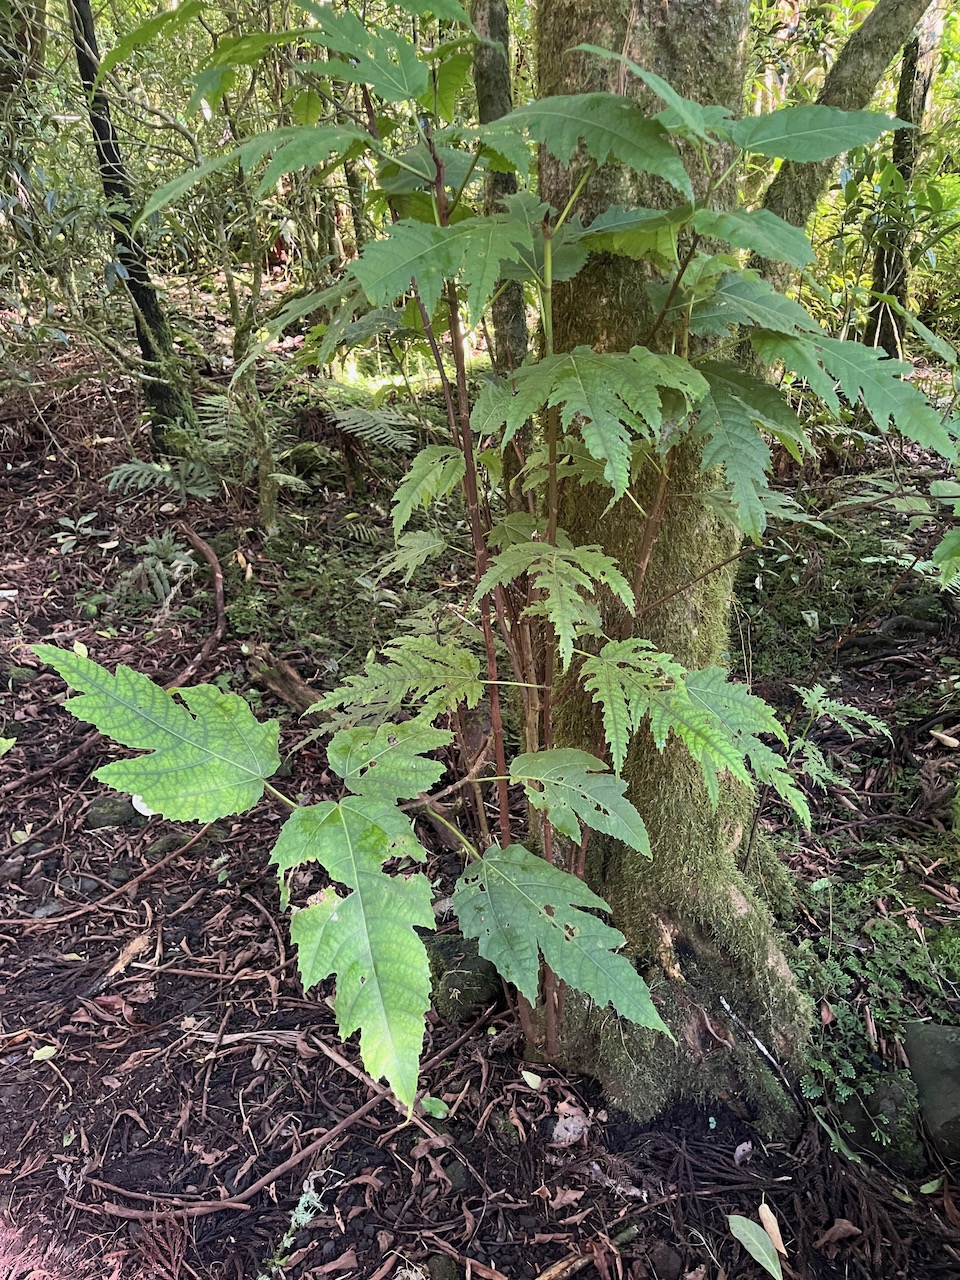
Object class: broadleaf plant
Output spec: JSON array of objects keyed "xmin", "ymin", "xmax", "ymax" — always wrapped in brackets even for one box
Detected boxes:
[{"xmin": 36, "ymin": 0, "xmax": 955, "ymax": 1109}]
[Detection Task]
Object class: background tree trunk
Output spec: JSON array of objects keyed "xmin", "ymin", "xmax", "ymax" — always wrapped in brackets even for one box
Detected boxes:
[
  {"xmin": 863, "ymin": 4, "xmax": 943, "ymax": 354},
  {"xmin": 68, "ymin": 0, "xmax": 199, "ymax": 451},
  {"xmin": 757, "ymin": 0, "xmax": 935, "ymax": 290},
  {"xmin": 538, "ymin": 0, "xmax": 810, "ymax": 1129},
  {"xmin": 471, "ymin": 0, "xmax": 527, "ymax": 377}
]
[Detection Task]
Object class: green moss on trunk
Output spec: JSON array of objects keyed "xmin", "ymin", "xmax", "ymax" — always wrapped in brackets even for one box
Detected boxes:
[{"xmin": 537, "ymin": 0, "xmax": 810, "ymax": 1128}]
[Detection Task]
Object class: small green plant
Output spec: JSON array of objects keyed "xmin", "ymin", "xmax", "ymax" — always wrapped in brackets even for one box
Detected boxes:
[
  {"xmin": 118, "ymin": 532, "xmax": 197, "ymax": 607},
  {"xmin": 37, "ymin": 0, "xmax": 960, "ymax": 1108},
  {"xmin": 50, "ymin": 512, "xmax": 110, "ymax": 553},
  {"xmin": 106, "ymin": 458, "xmax": 220, "ymax": 502}
]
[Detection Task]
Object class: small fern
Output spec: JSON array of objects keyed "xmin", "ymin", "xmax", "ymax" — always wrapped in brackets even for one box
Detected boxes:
[
  {"xmin": 118, "ymin": 532, "xmax": 196, "ymax": 606},
  {"xmin": 106, "ymin": 459, "xmax": 219, "ymax": 501},
  {"xmin": 335, "ymin": 405, "xmax": 416, "ymax": 450}
]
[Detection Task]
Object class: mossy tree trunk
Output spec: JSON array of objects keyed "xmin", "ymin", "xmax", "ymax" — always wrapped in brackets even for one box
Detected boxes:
[
  {"xmin": 68, "ymin": 0, "xmax": 199, "ymax": 452},
  {"xmin": 538, "ymin": 0, "xmax": 810, "ymax": 1129},
  {"xmin": 863, "ymin": 4, "xmax": 943, "ymax": 355}
]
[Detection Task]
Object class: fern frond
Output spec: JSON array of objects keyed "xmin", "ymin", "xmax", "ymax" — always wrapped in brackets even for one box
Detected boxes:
[
  {"xmin": 335, "ymin": 405, "xmax": 416, "ymax": 450},
  {"xmin": 106, "ymin": 459, "xmax": 218, "ymax": 500},
  {"xmin": 312, "ymin": 635, "xmax": 483, "ymax": 726},
  {"xmin": 792, "ymin": 684, "xmax": 890, "ymax": 740}
]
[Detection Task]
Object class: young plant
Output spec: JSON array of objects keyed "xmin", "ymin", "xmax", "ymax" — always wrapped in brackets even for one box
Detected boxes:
[{"xmin": 38, "ymin": 0, "xmax": 958, "ymax": 1107}]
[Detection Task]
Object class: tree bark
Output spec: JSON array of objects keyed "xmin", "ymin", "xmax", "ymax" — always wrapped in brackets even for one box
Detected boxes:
[
  {"xmin": 68, "ymin": 0, "xmax": 198, "ymax": 450},
  {"xmin": 863, "ymin": 4, "xmax": 942, "ymax": 354},
  {"xmin": 0, "ymin": 0, "xmax": 45, "ymax": 96},
  {"xmin": 760, "ymin": 0, "xmax": 936, "ymax": 239},
  {"xmin": 471, "ymin": 0, "xmax": 527, "ymax": 377},
  {"xmin": 538, "ymin": 0, "xmax": 809, "ymax": 1130}
]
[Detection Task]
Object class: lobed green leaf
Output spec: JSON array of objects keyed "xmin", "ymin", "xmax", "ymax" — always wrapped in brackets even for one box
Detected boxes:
[
  {"xmin": 453, "ymin": 844, "xmax": 669, "ymax": 1034},
  {"xmin": 33, "ymin": 646, "xmax": 279, "ymax": 821},
  {"xmin": 510, "ymin": 749, "xmax": 650, "ymax": 854}
]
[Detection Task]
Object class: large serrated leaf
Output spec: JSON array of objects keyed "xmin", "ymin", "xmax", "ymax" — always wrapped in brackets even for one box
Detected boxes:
[
  {"xmin": 272, "ymin": 800, "xmax": 433, "ymax": 1106},
  {"xmin": 663, "ymin": 668, "xmax": 807, "ymax": 822},
  {"xmin": 139, "ymin": 126, "xmax": 367, "ymax": 222},
  {"xmin": 269, "ymin": 796, "xmax": 424, "ymax": 879},
  {"xmin": 498, "ymin": 95, "xmax": 692, "ymax": 199},
  {"xmin": 690, "ymin": 208, "xmax": 813, "ymax": 268},
  {"xmin": 580, "ymin": 639, "xmax": 686, "ymax": 775},
  {"xmin": 573, "ymin": 45, "xmax": 720, "ymax": 142},
  {"xmin": 730, "ymin": 105, "xmax": 900, "ymax": 161},
  {"xmin": 510, "ymin": 749, "xmax": 650, "ymax": 855},
  {"xmin": 299, "ymin": 2, "xmax": 430, "ymax": 102},
  {"xmin": 813, "ymin": 337, "xmax": 957, "ymax": 460},
  {"xmin": 476, "ymin": 541, "xmax": 633, "ymax": 668},
  {"xmin": 33, "ymin": 646, "xmax": 279, "ymax": 821},
  {"xmin": 690, "ymin": 273, "xmax": 819, "ymax": 337},
  {"xmin": 696, "ymin": 366, "xmax": 774, "ymax": 541},
  {"xmin": 353, "ymin": 221, "xmax": 459, "ymax": 316},
  {"xmin": 391, "ymin": 444, "xmax": 465, "ymax": 536},
  {"xmin": 474, "ymin": 348, "xmax": 706, "ymax": 499},
  {"xmin": 291, "ymin": 885, "xmax": 432, "ymax": 1108},
  {"xmin": 314, "ymin": 636, "xmax": 482, "ymax": 724},
  {"xmin": 581, "ymin": 205, "xmax": 684, "ymax": 266},
  {"xmin": 327, "ymin": 720, "xmax": 451, "ymax": 800},
  {"xmin": 452, "ymin": 215, "xmax": 534, "ymax": 319},
  {"xmin": 453, "ymin": 844, "xmax": 669, "ymax": 1034},
  {"xmin": 471, "ymin": 355, "xmax": 562, "ymax": 444}
]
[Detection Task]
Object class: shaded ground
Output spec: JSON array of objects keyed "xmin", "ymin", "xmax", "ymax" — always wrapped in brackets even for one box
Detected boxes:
[{"xmin": 2, "ymin": 359, "xmax": 960, "ymax": 1279}]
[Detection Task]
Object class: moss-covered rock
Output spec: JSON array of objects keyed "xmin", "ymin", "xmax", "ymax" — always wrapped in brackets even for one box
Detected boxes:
[
  {"xmin": 84, "ymin": 796, "xmax": 145, "ymax": 830},
  {"xmin": 423, "ymin": 932, "xmax": 501, "ymax": 1024}
]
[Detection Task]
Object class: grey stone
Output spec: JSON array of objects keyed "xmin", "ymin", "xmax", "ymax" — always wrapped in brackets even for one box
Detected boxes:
[
  {"xmin": 423, "ymin": 931, "xmax": 501, "ymax": 1024},
  {"xmin": 60, "ymin": 874, "xmax": 100, "ymax": 894},
  {"xmin": 3, "ymin": 665, "xmax": 36, "ymax": 690},
  {"xmin": 839, "ymin": 1073, "xmax": 926, "ymax": 1174},
  {"xmin": 905, "ymin": 1022, "xmax": 960, "ymax": 1162},
  {"xmin": 84, "ymin": 797, "xmax": 143, "ymax": 830},
  {"xmin": 428, "ymin": 1257, "xmax": 460, "ymax": 1280}
]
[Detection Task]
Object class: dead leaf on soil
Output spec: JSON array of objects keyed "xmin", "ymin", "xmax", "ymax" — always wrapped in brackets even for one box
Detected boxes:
[
  {"xmin": 814, "ymin": 1218, "xmax": 862, "ymax": 1255},
  {"xmin": 550, "ymin": 1099, "xmax": 591, "ymax": 1145},
  {"xmin": 758, "ymin": 1202, "xmax": 787, "ymax": 1256},
  {"xmin": 315, "ymin": 1247, "xmax": 358, "ymax": 1273}
]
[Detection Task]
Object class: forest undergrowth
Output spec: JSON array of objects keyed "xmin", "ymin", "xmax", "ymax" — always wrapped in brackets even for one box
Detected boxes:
[{"xmin": 1, "ymin": 349, "xmax": 959, "ymax": 1279}]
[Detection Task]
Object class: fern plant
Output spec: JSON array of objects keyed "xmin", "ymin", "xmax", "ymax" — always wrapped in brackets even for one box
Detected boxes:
[{"xmin": 38, "ymin": 0, "xmax": 958, "ymax": 1108}]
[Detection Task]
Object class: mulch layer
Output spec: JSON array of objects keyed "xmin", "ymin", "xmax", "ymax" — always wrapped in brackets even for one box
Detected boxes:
[{"xmin": 2, "ymin": 358, "xmax": 960, "ymax": 1280}]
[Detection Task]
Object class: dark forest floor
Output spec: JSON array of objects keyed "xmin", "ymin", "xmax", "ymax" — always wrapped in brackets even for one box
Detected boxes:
[{"xmin": 2, "ymin": 354, "xmax": 960, "ymax": 1280}]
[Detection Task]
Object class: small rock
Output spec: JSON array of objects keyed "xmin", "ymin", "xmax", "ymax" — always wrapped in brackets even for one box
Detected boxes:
[
  {"xmin": 838, "ymin": 1071, "xmax": 925, "ymax": 1174},
  {"xmin": 905, "ymin": 1022, "xmax": 960, "ymax": 1162},
  {"xmin": 84, "ymin": 797, "xmax": 144, "ymax": 830},
  {"xmin": 422, "ymin": 931, "xmax": 501, "ymax": 1024},
  {"xmin": 428, "ymin": 1257, "xmax": 461, "ymax": 1280},
  {"xmin": 0, "ymin": 855, "xmax": 24, "ymax": 885},
  {"xmin": 32, "ymin": 902, "xmax": 66, "ymax": 919},
  {"xmin": 444, "ymin": 1157, "xmax": 471, "ymax": 1193},
  {"xmin": 60, "ymin": 874, "xmax": 100, "ymax": 895},
  {"xmin": 2, "ymin": 665, "xmax": 36, "ymax": 690},
  {"xmin": 145, "ymin": 833, "xmax": 189, "ymax": 858},
  {"xmin": 108, "ymin": 866, "xmax": 131, "ymax": 886},
  {"xmin": 648, "ymin": 1240, "xmax": 682, "ymax": 1280}
]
